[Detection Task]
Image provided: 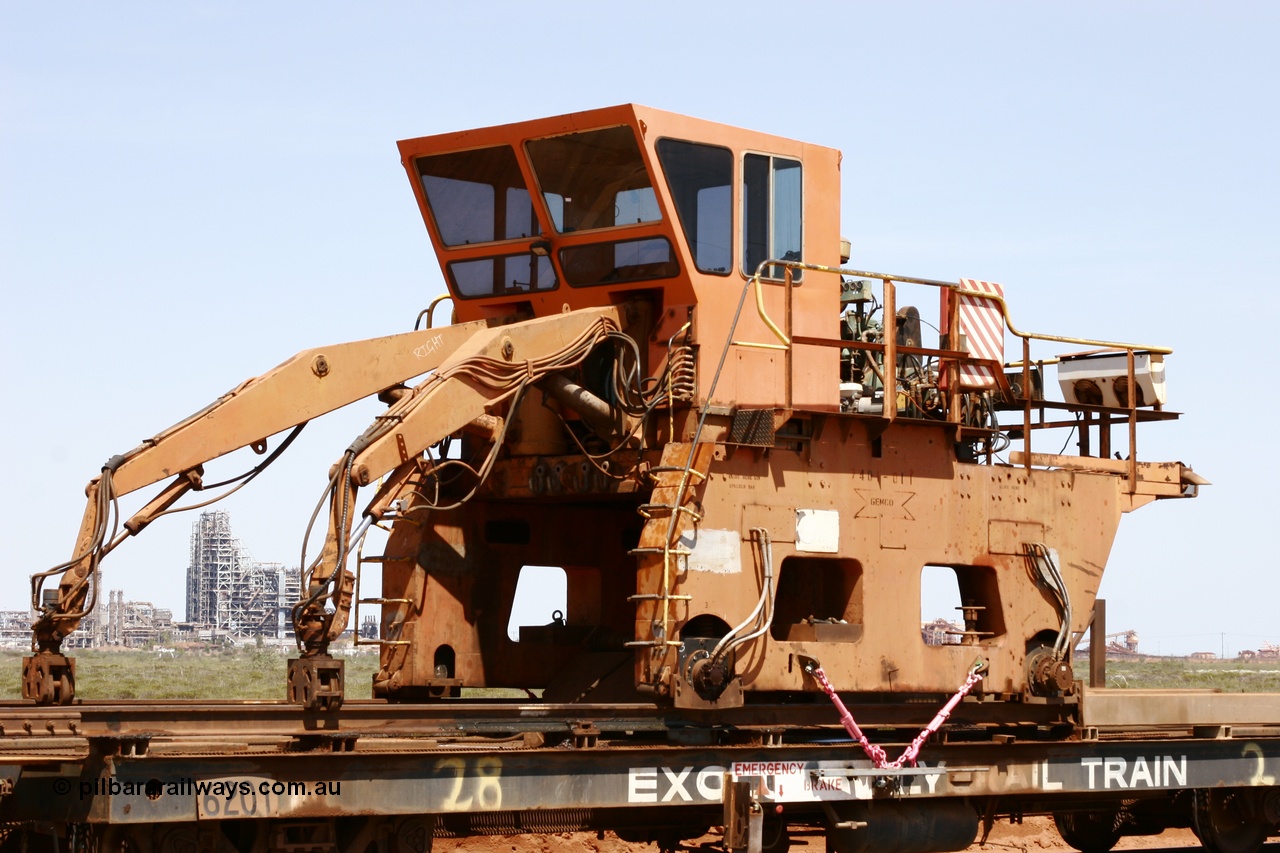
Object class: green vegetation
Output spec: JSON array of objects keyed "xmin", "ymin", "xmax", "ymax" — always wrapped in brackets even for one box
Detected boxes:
[
  {"xmin": 0, "ymin": 647, "xmax": 382, "ymax": 701},
  {"xmin": 1, "ymin": 650, "xmax": 1277, "ymax": 701},
  {"xmin": 1102, "ymin": 657, "xmax": 1280, "ymax": 692}
]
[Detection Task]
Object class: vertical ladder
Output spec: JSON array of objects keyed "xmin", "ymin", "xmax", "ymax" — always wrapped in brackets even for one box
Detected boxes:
[{"xmin": 627, "ymin": 442, "xmax": 714, "ymax": 652}]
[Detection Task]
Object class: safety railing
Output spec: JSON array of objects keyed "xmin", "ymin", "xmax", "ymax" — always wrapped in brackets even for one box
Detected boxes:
[{"xmin": 728, "ymin": 260, "xmax": 1176, "ymax": 494}]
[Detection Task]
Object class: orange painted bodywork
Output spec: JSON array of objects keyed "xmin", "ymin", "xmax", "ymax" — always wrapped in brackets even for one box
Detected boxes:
[
  {"xmin": 397, "ymin": 104, "xmax": 842, "ymax": 414},
  {"xmin": 27, "ymin": 106, "xmax": 1199, "ymax": 717},
  {"xmin": 370, "ymin": 105, "xmax": 1198, "ymax": 711}
]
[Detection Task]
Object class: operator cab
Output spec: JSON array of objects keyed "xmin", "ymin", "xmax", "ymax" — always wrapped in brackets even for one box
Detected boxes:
[{"xmin": 397, "ymin": 104, "xmax": 842, "ymax": 328}]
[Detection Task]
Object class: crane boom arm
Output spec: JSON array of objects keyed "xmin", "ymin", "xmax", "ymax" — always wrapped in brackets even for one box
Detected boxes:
[
  {"xmin": 27, "ymin": 320, "xmax": 491, "ymax": 670},
  {"xmin": 105, "ymin": 321, "xmax": 490, "ymax": 496}
]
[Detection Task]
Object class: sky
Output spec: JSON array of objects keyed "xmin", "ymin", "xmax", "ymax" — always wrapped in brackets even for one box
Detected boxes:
[{"xmin": 2, "ymin": 2, "xmax": 1277, "ymax": 657}]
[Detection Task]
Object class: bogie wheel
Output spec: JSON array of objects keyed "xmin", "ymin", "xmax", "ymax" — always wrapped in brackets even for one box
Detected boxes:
[
  {"xmin": 1053, "ymin": 810, "xmax": 1124, "ymax": 853},
  {"xmin": 1192, "ymin": 789, "xmax": 1269, "ymax": 853}
]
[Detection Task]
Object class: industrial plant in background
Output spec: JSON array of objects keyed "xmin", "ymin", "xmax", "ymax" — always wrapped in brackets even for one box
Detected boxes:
[
  {"xmin": 0, "ymin": 593, "xmax": 173, "ymax": 649},
  {"xmin": 0, "ymin": 510, "xmax": 299, "ymax": 648},
  {"xmin": 185, "ymin": 510, "xmax": 300, "ymax": 641}
]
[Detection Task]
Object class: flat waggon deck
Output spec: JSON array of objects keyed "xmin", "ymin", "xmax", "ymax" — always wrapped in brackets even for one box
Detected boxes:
[{"xmin": 1, "ymin": 692, "xmax": 1278, "ymax": 827}]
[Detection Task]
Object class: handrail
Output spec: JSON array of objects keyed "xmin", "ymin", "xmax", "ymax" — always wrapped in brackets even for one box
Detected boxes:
[
  {"xmin": 747, "ymin": 260, "xmax": 1171, "ymax": 359},
  {"xmin": 735, "ymin": 259, "xmax": 1173, "ymax": 489},
  {"xmin": 415, "ymin": 293, "xmax": 455, "ymax": 331},
  {"xmin": 750, "ymin": 262, "xmax": 791, "ymax": 347},
  {"xmin": 953, "ymin": 287, "xmax": 1171, "ymax": 356}
]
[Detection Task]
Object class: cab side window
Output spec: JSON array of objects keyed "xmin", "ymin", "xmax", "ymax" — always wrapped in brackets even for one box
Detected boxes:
[
  {"xmin": 656, "ymin": 139, "xmax": 732, "ymax": 275},
  {"xmin": 743, "ymin": 154, "xmax": 802, "ymax": 280}
]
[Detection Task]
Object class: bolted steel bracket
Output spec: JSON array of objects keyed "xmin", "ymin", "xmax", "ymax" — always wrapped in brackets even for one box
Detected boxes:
[
  {"xmin": 723, "ymin": 777, "xmax": 754, "ymax": 852},
  {"xmin": 571, "ymin": 721, "xmax": 600, "ymax": 749}
]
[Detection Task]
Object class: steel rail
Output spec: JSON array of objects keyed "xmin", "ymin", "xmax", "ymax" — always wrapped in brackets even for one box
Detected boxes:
[
  {"xmin": 0, "ymin": 696, "xmax": 1091, "ymax": 742},
  {"xmin": 3, "ymin": 689, "xmax": 1274, "ymax": 745}
]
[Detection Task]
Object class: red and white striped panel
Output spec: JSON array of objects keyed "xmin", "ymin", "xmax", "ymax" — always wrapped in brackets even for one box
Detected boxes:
[{"xmin": 957, "ymin": 278, "xmax": 1005, "ymax": 389}]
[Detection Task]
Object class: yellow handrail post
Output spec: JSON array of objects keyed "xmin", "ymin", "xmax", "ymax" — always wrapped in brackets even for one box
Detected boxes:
[{"xmin": 883, "ymin": 278, "xmax": 897, "ymax": 424}]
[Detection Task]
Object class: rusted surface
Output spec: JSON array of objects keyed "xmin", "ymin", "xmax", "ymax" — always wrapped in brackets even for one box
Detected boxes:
[
  {"xmin": 3, "ymin": 723, "xmax": 1280, "ymax": 830},
  {"xmin": 23, "ymin": 107, "xmax": 1202, "ymax": 741},
  {"xmin": 366, "ymin": 107, "xmax": 1200, "ymax": 710},
  {"xmin": 36, "ymin": 687, "xmax": 1280, "ymax": 747}
]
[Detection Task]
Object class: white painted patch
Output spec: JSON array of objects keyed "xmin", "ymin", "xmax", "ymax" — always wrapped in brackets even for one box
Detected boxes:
[
  {"xmin": 678, "ymin": 528, "xmax": 742, "ymax": 574},
  {"xmin": 795, "ymin": 509, "xmax": 839, "ymax": 553}
]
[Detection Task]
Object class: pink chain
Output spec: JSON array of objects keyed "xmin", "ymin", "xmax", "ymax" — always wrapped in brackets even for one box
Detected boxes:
[{"xmin": 806, "ymin": 660, "xmax": 985, "ymax": 769}]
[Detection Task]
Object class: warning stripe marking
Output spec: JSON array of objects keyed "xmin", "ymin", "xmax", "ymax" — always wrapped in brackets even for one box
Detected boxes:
[{"xmin": 957, "ymin": 278, "xmax": 1005, "ymax": 389}]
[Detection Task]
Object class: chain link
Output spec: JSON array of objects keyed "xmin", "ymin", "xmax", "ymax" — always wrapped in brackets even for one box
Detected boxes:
[{"xmin": 805, "ymin": 658, "xmax": 986, "ymax": 769}]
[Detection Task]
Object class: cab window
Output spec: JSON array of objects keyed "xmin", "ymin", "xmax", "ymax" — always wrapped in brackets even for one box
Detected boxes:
[
  {"xmin": 416, "ymin": 145, "xmax": 535, "ymax": 246},
  {"xmin": 743, "ymin": 154, "xmax": 802, "ymax": 280},
  {"xmin": 656, "ymin": 139, "xmax": 732, "ymax": 275},
  {"xmin": 559, "ymin": 238, "xmax": 678, "ymax": 288},
  {"xmin": 446, "ymin": 252, "xmax": 557, "ymax": 298},
  {"xmin": 527, "ymin": 127, "xmax": 661, "ymax": 234}
]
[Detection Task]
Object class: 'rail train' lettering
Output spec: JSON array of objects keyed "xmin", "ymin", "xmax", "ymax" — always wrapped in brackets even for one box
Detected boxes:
[{"xmin": 1080, "ymin": 756, "xmax": 1186, "ymax": 789}]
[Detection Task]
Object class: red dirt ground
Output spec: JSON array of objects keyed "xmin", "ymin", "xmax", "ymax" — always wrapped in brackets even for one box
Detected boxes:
[{"xmin": 435, "ymin": 816, "xmax": 1203, "ymax": 853}]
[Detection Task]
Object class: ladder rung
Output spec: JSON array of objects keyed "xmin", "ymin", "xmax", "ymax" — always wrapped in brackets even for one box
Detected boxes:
[
  {"xmin": 628, "ymin": 547, "xmax": 693, "ymax": 556},
  {"xmin": 638, "ymin": 504, "xmax": 703, "ymax": 522},
  {"xmin": 624, "ymin": 639, "xmax": 683, "ymax": 648},
  {"xmin": 628, "ymin": 594, "xmax": 693, "ymax": 602},
  {"xmin": 648, "ymin": 466, "xmax": 707, "ymax": 482},
  {"xmin": 358, "ymin": 598, "xmax": 414, "ymax": 605},
  {"xmin": 358, "ymin": 555, "xmax": 412, "ymax": 564}
]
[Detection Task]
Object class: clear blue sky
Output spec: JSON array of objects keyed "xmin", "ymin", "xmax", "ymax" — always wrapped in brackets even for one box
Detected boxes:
[{"xmin": 2, "ymin": 2, "xmax": 1277, "ymax": 656}]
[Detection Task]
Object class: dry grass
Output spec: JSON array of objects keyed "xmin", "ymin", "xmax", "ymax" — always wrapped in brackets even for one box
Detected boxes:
[
  {"xmin": 1102, "ymin": 657, "xmax": 1280, "ymax": 691},
  {"xmin": 2, "ymin": 650, "xmax": 1277, "ymax": 702},
  {"xmin": 0, "ymin": 647, "xmax": 382, "ymax": 701}
]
